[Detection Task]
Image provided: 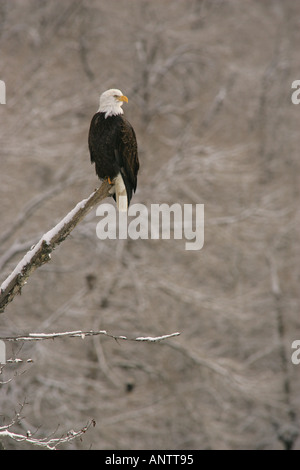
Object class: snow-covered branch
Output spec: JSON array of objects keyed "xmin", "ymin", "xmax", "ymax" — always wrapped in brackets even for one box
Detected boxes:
[
  {"xmin": 0, "ymin": 401, "xmax": 95, "ymax": 450},
  {"xmin": 0, "ymin": 418, "xmax": 95, "ymax": 450},
  {"xmin": 0, "ymin": 181, "xmax": 111, "ymax": 314},
  {"xmin": 1, "ymin": 329, "xmax": 181, "ymax": 343}
]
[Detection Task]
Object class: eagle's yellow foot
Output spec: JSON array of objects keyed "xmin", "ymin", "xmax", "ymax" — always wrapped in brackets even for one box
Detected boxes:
[{"xmin": 104, "ymin": 176, "xmax": 113, "ymax": 185}]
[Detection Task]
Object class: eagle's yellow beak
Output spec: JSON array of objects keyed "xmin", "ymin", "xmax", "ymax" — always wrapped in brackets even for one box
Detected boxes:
[{"xmin": 117, "ymin": 95, "xmax": 128, "ymax": 103}]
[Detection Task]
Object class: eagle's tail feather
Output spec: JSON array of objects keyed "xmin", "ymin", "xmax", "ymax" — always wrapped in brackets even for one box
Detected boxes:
[{"xmin": 114, "ymin": 173, "xmax": 128, "ymax": 212}]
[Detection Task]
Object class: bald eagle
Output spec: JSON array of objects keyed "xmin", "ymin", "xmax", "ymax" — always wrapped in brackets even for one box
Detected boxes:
[{"xmin": 88, "ymin": 89, "xmax": 139, "ymax": 212}]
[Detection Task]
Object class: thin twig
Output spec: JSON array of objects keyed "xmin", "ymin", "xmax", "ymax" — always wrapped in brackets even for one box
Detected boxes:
[
  {"xmin": 0, "ymin": 419, "xmax": 95, "ymax": 450},
  {"xmin": 1, "ymin": 329, "xmax": 181, "ymax": 343}
]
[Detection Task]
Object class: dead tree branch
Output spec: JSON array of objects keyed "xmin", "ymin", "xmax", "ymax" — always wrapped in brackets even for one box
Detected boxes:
[
  {"xmin": 0, "ymin": 418, "xmax": 95, "ymax": 450},
  {"xmin": 0, "ymin": 181, "xmax": 111, "ymax": 314},
  {"xmin": 0, "ymin": 401, "xmax": 95, "ymax": 450},
  {"xmin": 1, "ymin": 329, "xmax": 181, "ymax": 343}
]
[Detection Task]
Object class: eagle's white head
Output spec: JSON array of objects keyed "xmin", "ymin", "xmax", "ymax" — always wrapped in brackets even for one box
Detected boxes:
[{"xmin": 98, "ymin": 88, "xmax": 128, "ymax": 118}]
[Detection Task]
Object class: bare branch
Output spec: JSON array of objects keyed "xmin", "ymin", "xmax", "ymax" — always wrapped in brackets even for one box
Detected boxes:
[
  {"xmin": 0, "ymin": 401, "xmax": 95, "ymax": 449},
  {"xmin": 1, "ymin": 329, "xmax": 181, "ymax": 343},
  {"xmin": 0, "ymin": 419, "xmax": 95, "ymax": 450},
  {"xmin": 0, "ymin": 181, "xmax": 111, "ymax": 314}
]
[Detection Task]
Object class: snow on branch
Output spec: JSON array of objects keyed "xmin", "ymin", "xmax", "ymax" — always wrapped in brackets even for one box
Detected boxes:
[
  {"xmin": 0, "ymin": 412, "xmax": 95, "ymax": 450},
  {"xmin": 1, "ymin": 329, "xmax": 181, "ymax": 343},
  {"xmin": 0, "ymin": 181, "xmax": 111, "ymax": 314}
]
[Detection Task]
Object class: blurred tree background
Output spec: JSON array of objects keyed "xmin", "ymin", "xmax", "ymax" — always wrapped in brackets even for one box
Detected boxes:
[{"xmin": 0, "ymin": 0, "xmax": 299, "ymax": 450}]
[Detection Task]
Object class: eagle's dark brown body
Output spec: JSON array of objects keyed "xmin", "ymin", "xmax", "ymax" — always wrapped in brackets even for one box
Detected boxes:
[{"xmin": 88, "ymin": 112, "xmax": 139, "ymax": 206}]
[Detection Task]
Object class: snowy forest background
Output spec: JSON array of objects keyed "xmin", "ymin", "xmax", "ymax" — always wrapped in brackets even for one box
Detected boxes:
[{"xmin": 0, "ymin": 0, "xmax": 300, "ymax": 450}]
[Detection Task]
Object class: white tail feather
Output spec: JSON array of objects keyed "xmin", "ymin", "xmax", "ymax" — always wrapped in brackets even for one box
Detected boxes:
[{"xmin": 114, "ymin": 173, "xmax": 128, "ymax": 212}]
